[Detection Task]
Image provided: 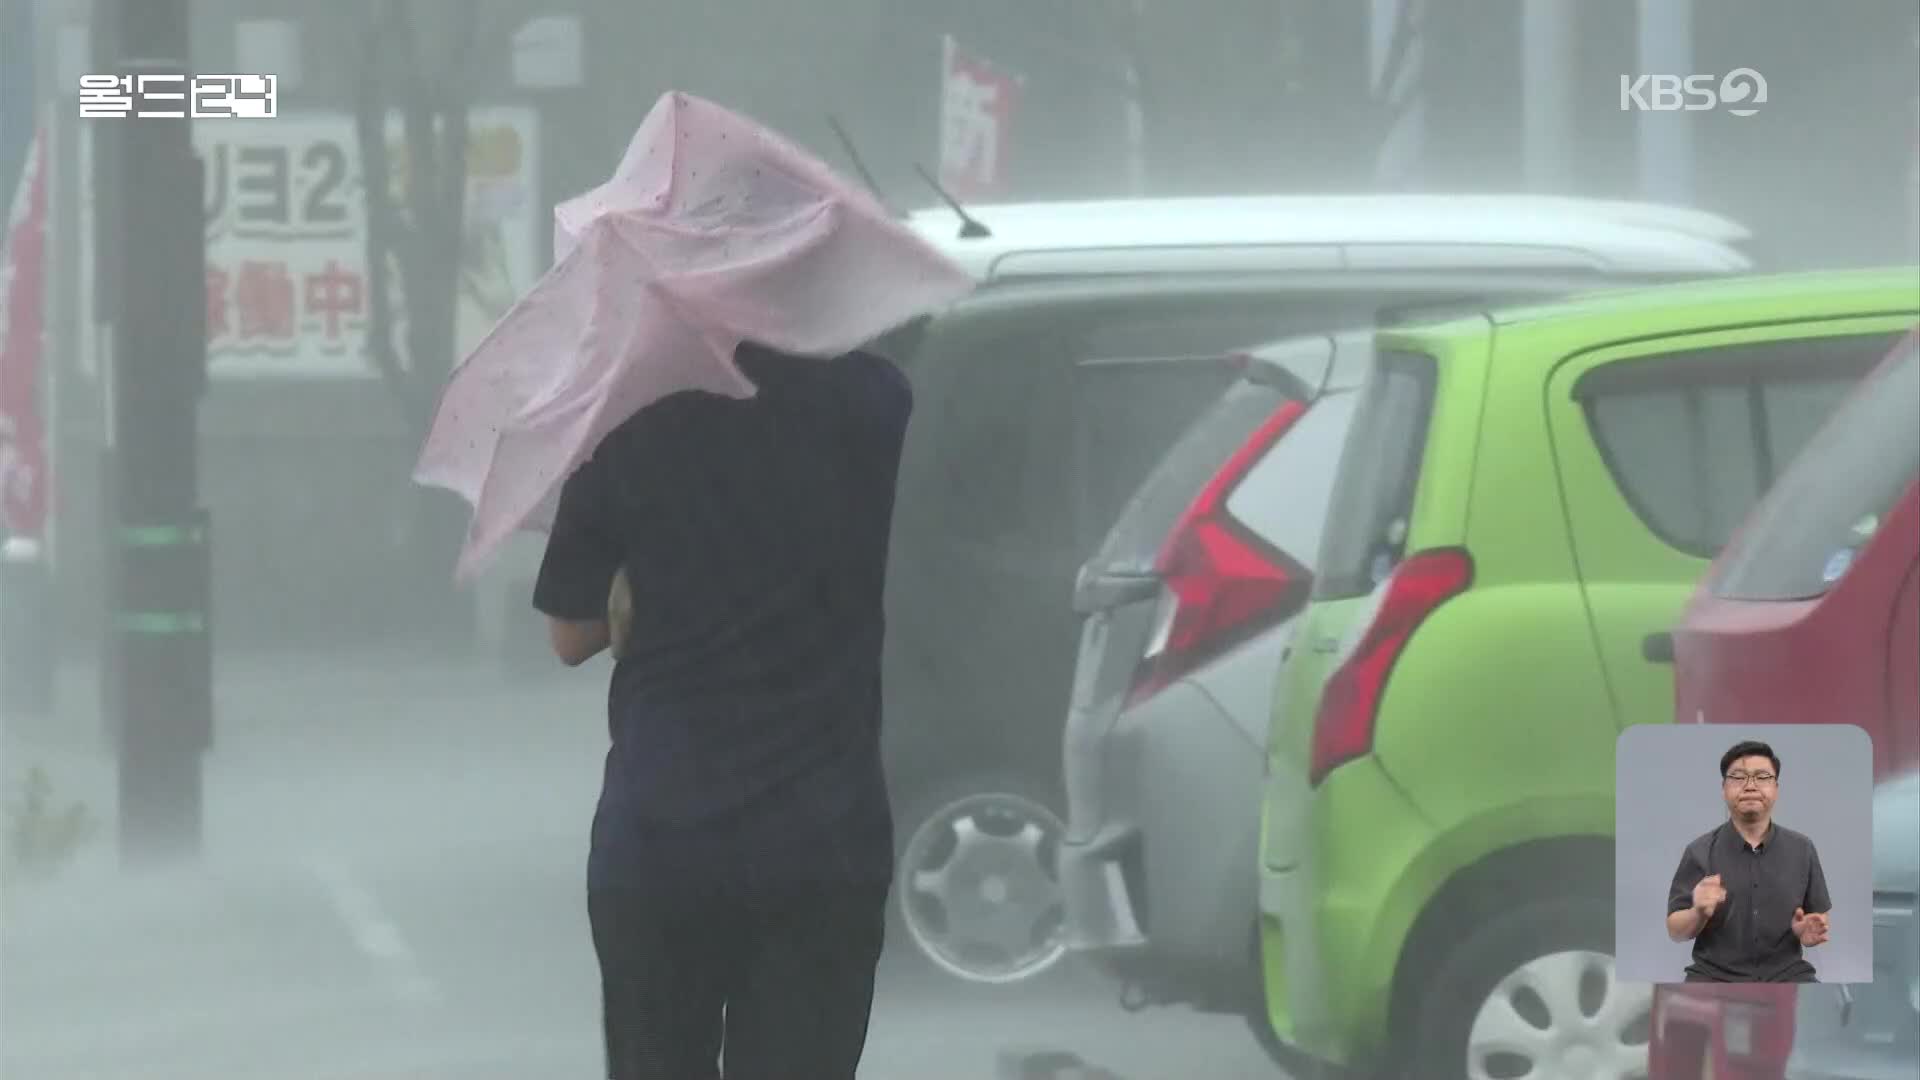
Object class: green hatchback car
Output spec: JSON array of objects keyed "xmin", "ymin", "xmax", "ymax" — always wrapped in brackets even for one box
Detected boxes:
[{"xmin": 1255, "ymin": 268, "xmax": 1920, "ymax": 1079}]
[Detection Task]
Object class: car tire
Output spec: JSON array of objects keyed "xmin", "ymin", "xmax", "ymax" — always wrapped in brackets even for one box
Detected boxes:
[
  {"xmin": 890, "ymin": 771, "xmax": 1069, "ymax": 984},
  {"xmin": 1403, "ymin": 896, "xmax": 1651, "ymax": 1080}
]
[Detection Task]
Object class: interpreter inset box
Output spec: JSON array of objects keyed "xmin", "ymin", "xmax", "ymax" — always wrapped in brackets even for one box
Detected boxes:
[{"xmin": 1615, "ymin": 723, "xmax": 1873, "ymax": 985}]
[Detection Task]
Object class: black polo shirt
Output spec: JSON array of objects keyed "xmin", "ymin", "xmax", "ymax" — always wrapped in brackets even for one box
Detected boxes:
[
  {"xmin": 1667, "ymin": 821, "xmax": 1832, "ymax": 982},
  {"xmin": 533, "ymin": 345, "xmax": 910, "ymax": 895}
]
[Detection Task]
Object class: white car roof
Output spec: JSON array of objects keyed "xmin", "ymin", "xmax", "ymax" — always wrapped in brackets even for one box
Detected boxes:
[{"xmin": 906, "ymin": 195, "xmax": 1754, "ymax": 280}]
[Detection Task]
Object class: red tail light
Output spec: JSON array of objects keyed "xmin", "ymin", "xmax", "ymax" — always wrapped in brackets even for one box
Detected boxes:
[
  {"xmin": 1308, "ymin": 547, "xmax": 1473, "ymax": 787},
  {"xmin": 1126, "ymin": 400, "xmax": 1312, "ymax": 707}
]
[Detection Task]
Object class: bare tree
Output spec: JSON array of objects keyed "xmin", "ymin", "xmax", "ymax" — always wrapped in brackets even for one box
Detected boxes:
[{"xmin": 351, "ymin": 0, "xmax": 486, "ymax": 642}]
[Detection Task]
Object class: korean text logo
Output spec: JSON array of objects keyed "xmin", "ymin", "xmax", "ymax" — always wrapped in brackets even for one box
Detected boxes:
[
  {"xmin": 79, "ymin": 74, "xmax": 277, "ymax": 119},
  {"xmin": 1619, "ymin": 68, "xmax": 1767, "ymax": 117}
]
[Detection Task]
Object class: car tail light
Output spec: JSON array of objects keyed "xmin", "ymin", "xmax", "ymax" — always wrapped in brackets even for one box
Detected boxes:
[
  {"xmin": 1126, "ymin": 400, "xmax": 1311, "ymax": 707},
  {"xmin": 1307, "ymin": 547, "xmax": 1472, "ymax": 787}
]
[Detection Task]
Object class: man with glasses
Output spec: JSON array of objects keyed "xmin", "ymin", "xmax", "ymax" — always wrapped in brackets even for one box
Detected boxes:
[{"xmin": 1665, "ymin": 740, "xmax": 1834, "ymax": 982}]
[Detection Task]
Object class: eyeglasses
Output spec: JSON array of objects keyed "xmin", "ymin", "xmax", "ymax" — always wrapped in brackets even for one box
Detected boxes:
[{"xmin": 1724, "ymin": 772, "xmax": 1778, "ymax": 787}]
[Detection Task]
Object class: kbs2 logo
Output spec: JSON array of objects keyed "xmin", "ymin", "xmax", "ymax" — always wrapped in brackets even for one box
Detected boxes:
[{"xmin": 1619, "ymin": 68, "xmax": 1768, "ymax": 116}]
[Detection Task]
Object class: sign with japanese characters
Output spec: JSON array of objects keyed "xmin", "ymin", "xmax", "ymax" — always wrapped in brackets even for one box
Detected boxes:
[
  {"xmin": 939, "ymin": 35, "xmax": 1021, "ymax": 199},
  {"xmin": 199, "ymin": 114, "xmax": 367, "ymax": 377},
  {"xmin": 76, "ymin": 107, "xmax": 540, "ymax": 381}
]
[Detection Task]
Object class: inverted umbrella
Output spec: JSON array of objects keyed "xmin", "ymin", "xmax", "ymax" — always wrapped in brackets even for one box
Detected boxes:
[{"xmin": 412, "ymin": 91, "xmax": 975, "ymax": 581}]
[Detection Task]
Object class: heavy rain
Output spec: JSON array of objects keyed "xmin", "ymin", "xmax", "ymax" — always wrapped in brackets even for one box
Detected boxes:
[{"xmin": 1, "ymin": 2, "xmax": 1917, "ymax": 1078}]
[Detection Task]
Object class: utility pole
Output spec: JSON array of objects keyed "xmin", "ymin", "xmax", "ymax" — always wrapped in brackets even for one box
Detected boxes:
[
  {"xmin": 1635, "ymin": 0, "xmax": 1695, "ymax": 205},
  {"xmin": 92, "ymin": 0, "xmax": 212, "ymax": 866},
  {"xmin": 1522, "ymin": 0, "xmax": 1575, "ymax": 192}
]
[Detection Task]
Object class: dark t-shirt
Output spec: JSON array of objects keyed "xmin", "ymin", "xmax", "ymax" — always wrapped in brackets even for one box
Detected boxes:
[
  {"xmin": 533, "ymin": 345, "xmax": 911, "ymax": 894},
  {"xmin": 1667, "ymin": 821, "xmax": 1832, "ymax": 982}
]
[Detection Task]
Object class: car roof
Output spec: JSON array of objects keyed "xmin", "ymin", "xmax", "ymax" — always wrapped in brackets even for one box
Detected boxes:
[
  {"xmin": 906, "ymin": 195, "xmax": 1755, "ymax": 280},
  {"xmin": 931, "ymin": 266, "xmax": 1678, "ymax": 323},
  {"xmin": 1484, "ymin": 265, "xmax": 1920, "ymax": 327},
  {"xmin": 1381, "ymin": 266, "xmax": 1920, "ymax": 349}
]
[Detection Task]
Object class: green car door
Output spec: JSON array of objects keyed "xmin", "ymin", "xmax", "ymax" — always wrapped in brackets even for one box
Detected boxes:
[{"xmin": 1545, "ymin": 317, "xmax": 1918, "ymax": 734}]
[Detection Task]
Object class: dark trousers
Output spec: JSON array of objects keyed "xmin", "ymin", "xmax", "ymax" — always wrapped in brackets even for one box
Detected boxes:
[
  {"xmin": 1683, "ymin": 970, "xmax": 1817, "ymax": 983},
  {"xmin": 587, "ymin": 880, "xmax": 890, "ymax": 1080}
]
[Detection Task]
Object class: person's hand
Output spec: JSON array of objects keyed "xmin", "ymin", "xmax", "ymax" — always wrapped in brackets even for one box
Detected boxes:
[
  {"xmin": 1693, "ymin": 874, "xmax": 1727, "ymax": 918},
  {"xmin": 1793, "ymin": 908, "xmax": 1830, "ymax": 948},
  {"xmin": 608, "ymin": 567, "xmax": 633, "ymax": 659}
]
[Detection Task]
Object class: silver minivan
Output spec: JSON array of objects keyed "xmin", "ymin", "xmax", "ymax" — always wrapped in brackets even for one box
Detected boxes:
[{"xmin": 1057, "ymin": 332, "xmax": 1368, "ymax": 1030}]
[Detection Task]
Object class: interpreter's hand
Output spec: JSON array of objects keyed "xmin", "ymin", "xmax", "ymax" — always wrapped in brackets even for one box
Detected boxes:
[
  {"xmin": 1693, "ymin": 874, "xmax": 1727, "ymax": 918},
  {"xmin": 608, "ymin": 567, "xmax": 633, "ymax": 659},
  {"xmin": 1793, "ymin": 908, "xmax": 1830, "ymax": 948}
]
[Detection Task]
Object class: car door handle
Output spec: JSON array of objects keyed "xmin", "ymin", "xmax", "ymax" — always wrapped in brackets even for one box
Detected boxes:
[
  {"xmin": 1642, "ymin": 631, "xmax": 1675, "ymax": 664},
  {"xmin": 1310, "ymin": 636, "xmax": 1340, "ymax": 654}
]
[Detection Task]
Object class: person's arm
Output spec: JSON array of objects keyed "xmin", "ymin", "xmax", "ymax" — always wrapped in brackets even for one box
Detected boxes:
[
  {"xmin": 1804, "ymin": 844, "xmax": 1833, "ymax": 916},
  {"xmin": 1667, "ymin": 907, "xmax": 1705, "ymax": 942},
  {"xmin": 548, "ymin": 618, "xmax": 610, "ymax": 667},
  {"xmin": 533, "ymin": 454, "xmax": 621, "ymax": 667},
  {"xmin": 1667, "ymin": 845, "xmax": 1719, "ymax": 942},
  {"xmin": 1793, "ymin": 844, "xmax": 1835, "ymax": 947},
  {"xmin": 607, "ymin": 566, "xmax": 633, "ymax": 659}
]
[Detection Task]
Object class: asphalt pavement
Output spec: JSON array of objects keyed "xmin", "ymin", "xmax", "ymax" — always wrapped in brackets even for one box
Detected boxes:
[{"xmin": 1, "ymin": 650, "xmax": 1286, "ymax": 1079}]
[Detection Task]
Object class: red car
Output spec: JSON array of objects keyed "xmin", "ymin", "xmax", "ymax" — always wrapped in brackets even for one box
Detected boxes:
[
  {"xmin": 1648, "ymin": 327, "xmax": 1920, "ymax": 1080},
  {"xmin": 1668, "ymin": 326, "xmax": 1919, "ymax": 777}
]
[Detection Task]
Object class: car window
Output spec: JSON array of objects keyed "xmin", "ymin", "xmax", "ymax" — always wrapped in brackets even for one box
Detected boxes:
[
  {"xmin": 931, "ymin": 329, "xmax": 1062, "ymax": 544},
  {"xmin": 1712, "ymin": 334, "xmax": 1920, "ymax": 601},
  {"xmin": 918, "ymin": 292, "xmax": 1385, "ymax": 553},
  {"xmin": 1578, "ymin": 332, "xmax": 1903, "ymax": 558},
  {"xmin": 1226, "ymin": 388, "xmax": 1359, "ymax": 570},
  {"xmin": 1087, "ymin": 376, "xmax": 1302, "ymax": 574},
  {"xmin": 1313, "ymin": 350, "xmax": 1439, "ymax": 600},
  {"xmin": 1072, "ymin": 361, "xmax": 1248, "ymax": 561}
]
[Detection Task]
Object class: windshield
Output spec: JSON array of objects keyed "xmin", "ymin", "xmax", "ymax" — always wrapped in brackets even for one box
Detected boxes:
[
  {"xmin": 1312, "ymin": 350, "xmax": 1439, "ymax": 600},
  {"xmin": 1712, "ymin": 334, "xmax": 1920, "ymax": 601}
]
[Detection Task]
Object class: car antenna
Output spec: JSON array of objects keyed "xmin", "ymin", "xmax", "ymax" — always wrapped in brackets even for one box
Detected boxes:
[
  {"xmin": 826, "ymin": 115, "xmax": 897, "ymax": 215},
  {"xmin": 912, "ymin": 163, "xmax": 992, "ymax": 239}
]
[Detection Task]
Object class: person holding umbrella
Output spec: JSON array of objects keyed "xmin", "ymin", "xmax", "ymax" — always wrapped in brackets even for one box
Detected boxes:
[{"xmin": 412, "ymin": 92, "xmax": 973, "ymax": 1079}]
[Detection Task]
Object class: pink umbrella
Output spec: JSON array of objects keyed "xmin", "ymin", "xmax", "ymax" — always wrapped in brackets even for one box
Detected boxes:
[{"xmin": 413, "ymin": 91, "xmax": 975, "ymax": 581}]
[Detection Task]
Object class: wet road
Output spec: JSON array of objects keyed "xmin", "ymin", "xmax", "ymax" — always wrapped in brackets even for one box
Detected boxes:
[{"xmin": 1, "ymin": 651, "xmax": 1285, "ymax": 1079}]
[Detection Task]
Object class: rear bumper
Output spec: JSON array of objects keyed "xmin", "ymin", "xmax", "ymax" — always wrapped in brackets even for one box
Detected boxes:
[
  {"xmin": 1058, "ymin": 678, "xmax": 1264, "ymax": 993},
  {"xmin": 1259, "ymin": 756, "xmax": 1438, "ymax": 1071}
]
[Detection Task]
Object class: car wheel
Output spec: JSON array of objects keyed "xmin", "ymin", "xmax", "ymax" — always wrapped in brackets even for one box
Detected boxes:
[
  {"xmin": 893, "ymin": 773, "xmax": 1068, "ymax": 984},
  {"xmin": 1406, "ymin": 897, "xmax": 1651, "ymax": 1080}
]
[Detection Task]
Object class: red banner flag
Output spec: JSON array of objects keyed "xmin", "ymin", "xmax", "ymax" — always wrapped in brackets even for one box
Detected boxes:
[
  {"xmin": 939, "ymin": 36, "xmax": 1022, "ymax": 200},
  {"xmin": 0, "ymin": 123, "xmax": 50, "ymax": 538}
]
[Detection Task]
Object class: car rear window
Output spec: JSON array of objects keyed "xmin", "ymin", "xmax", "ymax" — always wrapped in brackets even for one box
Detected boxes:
[
  {"xmin": 1711, "ymin": 334, "xmax": 1920, "ymax": 601},
  {"xmin": 1088, "ymin": 375, "xmax": 1302, "ymax": 573},
  {"xmin": 1073, "ymin": 360, "xmax": 1252, "ymax": 560},
  {"xmin": 1579, "ymin": 331, "xmax": 1903, "ymax": 558},
  {"xmin": 1312, "ymin": 350, "xmax": 1439, "ymax": 600}
]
